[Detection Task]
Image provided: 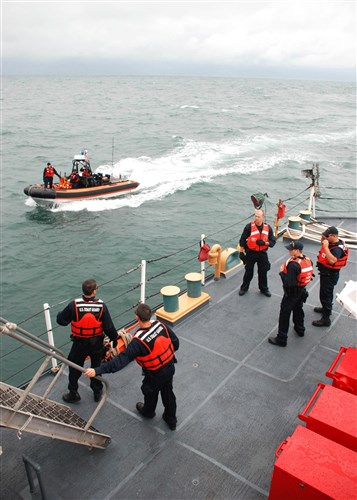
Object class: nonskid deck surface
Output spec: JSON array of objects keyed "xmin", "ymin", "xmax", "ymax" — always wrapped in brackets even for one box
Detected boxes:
[{"xmin": 1, "ymin": 217, "xmax": 356, "ymax": 500}]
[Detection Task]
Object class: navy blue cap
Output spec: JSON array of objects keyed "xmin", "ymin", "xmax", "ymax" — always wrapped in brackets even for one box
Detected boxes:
[
  {"xmin": 323, "ymin": 226, "xmax": 338, "ymax": 237},
  {"xmin": 285, "ymin": 240, "xmax": 304, "ymax": 251}
]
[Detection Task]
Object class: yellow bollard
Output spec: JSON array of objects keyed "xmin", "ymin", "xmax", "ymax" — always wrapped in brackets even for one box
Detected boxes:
[{"xmin": 208, "ymin": 244, "xmax": 222, "ymax": 280}]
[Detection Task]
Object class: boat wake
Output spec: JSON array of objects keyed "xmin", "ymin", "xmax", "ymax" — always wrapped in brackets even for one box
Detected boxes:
[{"xmin": 25, "ymin": 130, "xmax": 350, "ymax": 213}]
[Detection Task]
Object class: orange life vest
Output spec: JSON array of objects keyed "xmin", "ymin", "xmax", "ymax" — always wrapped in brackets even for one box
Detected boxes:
[
  {"xmin": 45, "ymin": 166, "xmax": 54, "ymax": 177},
  {"xmin": 71, "ymin": 298, "xmax": 104, "ymax": 338},
  {"xmin": 246, "ymin": 222, "xmax": 269, "ymax": 251},
  {"xmin": 282, "ymin": 255, "xmax": 313, "ymax": 286},
  {"xmin": 134, "ymin": 320, "xmax": 175, "ymax": 371},
  {"xmin": 317, "ymin": 240, "xmax": 349, "ymax": 270}
]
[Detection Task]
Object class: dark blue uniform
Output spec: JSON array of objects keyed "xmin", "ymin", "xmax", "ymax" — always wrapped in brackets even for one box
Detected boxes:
[
  {"xmin": 277, "ymin": 259, "xmax": 309, "ymax": 343},
  {"xmin": 239, "ymin": 223, "xmax": 276, "ymax": 293},
  {"xmin": 57, "ymin": 296, "xmax": 117, "ymax": 397},
  {"xmin": 95, "ymin": 322, "xmax": 179, "ymax": 427},
  {"xmin": 317, "ymin": 244, "xmax": 345, "ymax": 318}
]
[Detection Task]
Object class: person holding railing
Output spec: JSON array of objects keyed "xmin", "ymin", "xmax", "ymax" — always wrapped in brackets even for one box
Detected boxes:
[
  {"xmin": 85, "ymin": 303, "xmax": 180, "ymax": 431},
  {"xmin": 43, "ymin": 162, "xmax": 61, "ymax": 189},
  {"xmin": 57, "ymin": 279, "xmax": 118, "ymax": 404}
]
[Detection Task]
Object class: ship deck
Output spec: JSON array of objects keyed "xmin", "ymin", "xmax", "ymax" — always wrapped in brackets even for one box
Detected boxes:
[{"xmin": 1, "ymin": 217, "xmax": 356, "ymax": 500}]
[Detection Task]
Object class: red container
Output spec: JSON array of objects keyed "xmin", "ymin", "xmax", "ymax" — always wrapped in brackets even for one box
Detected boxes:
[
  {"xmin": 298, "ymin": 383, "xmax": 357, "ymax": 451},
  {"xmin": 326, "ymin": 346, "xmax": 357, "ymax": 395},
  {"xmin": 269, "ymin": 425, "xmax": 357, "ymax": 500}
]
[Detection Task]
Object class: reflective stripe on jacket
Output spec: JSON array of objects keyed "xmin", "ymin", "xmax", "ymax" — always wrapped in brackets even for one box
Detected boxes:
[
  {"xmin": 317, "ymin": 241, "xmax": 349, "ymax": 270},
  {"xmin": 246, "ymin": 222, "xmax": 269, "ymax": 251},
  {"xmin": 71, "ymin": 298, "xmax": 104, "ymax": 338},
  {"xmin": 134, "ymin": 320, "xmax": 175, "ymax": 371},
  {"xmin": 282, "ymin": 255, "xmax": 313, "ymax": 286}
]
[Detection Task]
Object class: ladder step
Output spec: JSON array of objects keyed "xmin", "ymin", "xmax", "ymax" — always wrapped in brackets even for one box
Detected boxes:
[{"xmin": 0, "ymin": 383, "xmax": 111, "ymax": 449}]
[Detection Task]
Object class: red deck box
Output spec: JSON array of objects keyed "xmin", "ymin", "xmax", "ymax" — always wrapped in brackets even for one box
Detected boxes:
[
  {"xmin": 326, "ymin": 346, "xmax": 357, "ymax": 395},
  {"xmin": 298, "ymin": 383, "xmax": 357, "ymax": 451},
  {"xmin": 269, "ymin": 425, "xmax": 357, "ymax": 500}
]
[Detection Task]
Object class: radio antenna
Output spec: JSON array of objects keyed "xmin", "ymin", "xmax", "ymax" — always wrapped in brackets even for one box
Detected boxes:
[{"xmin": 111, "ymin": 136, "xmax": 114, "ymax": 169}]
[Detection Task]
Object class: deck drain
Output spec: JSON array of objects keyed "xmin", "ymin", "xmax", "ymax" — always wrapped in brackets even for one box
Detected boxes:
[
  {"xmin": 192, "ymin": 362, "xmax": 199, "ymax": 368},
  {"xmin": 192, "ymin": 479, "xmax": 199, "ymax": 486}
]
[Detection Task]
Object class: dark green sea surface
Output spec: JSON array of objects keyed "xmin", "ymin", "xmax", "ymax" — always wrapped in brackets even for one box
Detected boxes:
[{"xmin": 1, "ymin": 76, "xmax": 356, "ymax": 385}]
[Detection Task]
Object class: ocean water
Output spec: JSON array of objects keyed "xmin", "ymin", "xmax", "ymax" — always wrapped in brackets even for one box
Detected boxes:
[{"xmin": 1, "ymin": 76, "xmax": 356, "ymax": 385}]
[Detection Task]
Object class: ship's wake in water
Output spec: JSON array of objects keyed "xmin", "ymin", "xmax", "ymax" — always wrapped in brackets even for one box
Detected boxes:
[{"xmin": 25, "ymin": 129, "xmax": 349, "ymax": 213}]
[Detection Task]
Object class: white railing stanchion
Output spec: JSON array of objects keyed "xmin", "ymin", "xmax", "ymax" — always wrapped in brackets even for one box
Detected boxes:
[
  {"xmin": 140, "ymin": 260, "xmax": 146, "ymax": 303},
  {"xmin": 200, "ymin": 233, "xmax": 206, "ymax": 285},
  {"xmin": 43, "ymin": 303, "xmax": 58, "ymax": 372}
]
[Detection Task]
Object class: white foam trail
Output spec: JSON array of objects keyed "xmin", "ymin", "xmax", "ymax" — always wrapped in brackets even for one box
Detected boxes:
[
  {"xmin": 39, "ymin": 130, "xmax": 353, "ymax": 213},
  {"xmin": 25, "ymin": 198, "xmax": 37, "ymax": 207},
  {"xmin": 180, "ymin": 105, "xmax": 200, "ymax": 109}
]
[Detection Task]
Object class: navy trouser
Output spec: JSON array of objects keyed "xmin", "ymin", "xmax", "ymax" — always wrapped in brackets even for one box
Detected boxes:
[
  {"xmin": 141, "ymin": 364, "xmax": 177, "ymax": 425},
  {"xmin": 44, "ymin": 176, "xmax": 54, "ymax": 188},
  {"xmin": 277, "ymin": 287, "xmax": 308, "ymax": 341},
  {"xmin": 241, "ymin": 251, "xmax": 271, "ymax": 292},
  {"xmin": 319, "ymin": 271, "xmax": 340, "ymax": 317},
  {"xmin": 67, "ymin": 337, "xmax": 103, "ymax": 395}
]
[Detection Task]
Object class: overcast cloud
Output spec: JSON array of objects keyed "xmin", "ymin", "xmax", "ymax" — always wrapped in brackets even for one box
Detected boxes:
[{"xmin": 2, "ymin": 1, "xmax": 356, "ymax": 80}]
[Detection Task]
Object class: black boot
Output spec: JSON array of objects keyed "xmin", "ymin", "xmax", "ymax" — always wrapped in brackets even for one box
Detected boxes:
[
  {"xmin": 294, "ymin": 326, "xmax": 305, "ymax": 337},
  {"xmin": 136, "ymin": 402, "xmax": 156, "ymax": 418},
  {"xmin": 268, "ymin": 336, "xmax": 287, "ymax": 347},
  {"xmin": 163, "ymin": 413, "xmax": 177, "ymax": 431},
  {"xmin": 312, "ymin": 316, "xmax": 331, "ymax": 327},
  {"xmin": 62, "ymin": 391, "xmax": 81, "ymax": 403},
  {"xmin": 313, "ymin": 307, "xmax": 324, "ymax": 313}
]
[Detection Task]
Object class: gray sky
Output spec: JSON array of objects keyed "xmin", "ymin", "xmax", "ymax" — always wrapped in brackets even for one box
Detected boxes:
[{"xmin": 2, "ymin": 1, "xmax": 356, "ymax": 80}]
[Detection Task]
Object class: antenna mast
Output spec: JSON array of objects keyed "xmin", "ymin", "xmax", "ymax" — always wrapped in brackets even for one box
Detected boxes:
[
  {"xmin": 302, "ymin": 162, "xmax": 320, "ymax": 218},
  {"xmin": 112, "ymin": 137, "xmax": 114, "ymax": 169}
]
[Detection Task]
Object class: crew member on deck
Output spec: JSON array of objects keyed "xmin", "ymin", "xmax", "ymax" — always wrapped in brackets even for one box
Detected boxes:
[
  {"xmin": 238, "ymin": 209, "xmax": 276, "ymax": 297},
  {"xmin": 57, "ymin": 279, "xmax": 118, "ymax": 404},
  {"xmin": 43, "ymin": 162, "xmax": 61, "ymax": 189},
  {"xmin": 269, "ymin": 240, "xmax": 313, "ymax": 347},
  {"xmin": 85, "ymin": 303, "xmax": 180, "ymax": 431},
  {"xmin": 312, "ymin": 226, "xmax": 349, "ymax": 327}
]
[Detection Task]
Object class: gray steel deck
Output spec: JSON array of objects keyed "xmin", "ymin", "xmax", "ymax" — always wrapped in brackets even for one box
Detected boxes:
[{"xmin": 1, "ymin": 217, "xmax": 356, "ymax": 500}]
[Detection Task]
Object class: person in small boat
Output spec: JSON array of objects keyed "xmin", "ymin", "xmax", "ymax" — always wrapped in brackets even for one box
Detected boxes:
[
  {"xmin": 269, "ymin": 240, "xmax": 313, "ymax": 347},
  {"xmin": 80, "ymin": 166, "xmax": 92, "ymax": 187},
  {"xmin": 312, "ymin": 226, "xmax": 349, "ymax": 327},
  {"xmin": 238, "ymin": 209, "xmax": 276, "ymax": 297},
  {"xmin": 85, "ymin": 303, "xmax": 180, "ymax": 431},
  {"xmin": 69, "ymin": 171, "xmax": 81, "ymax": 188},
  {"xmin": 81, "ymin": 166, "xmax": 91, "ymax": 177},
  {"xmin": 43, "ymin": 162, "xmax": 61, "ymax": 189},
  {"xmin": 56, "ymin": 279, "xmax": 118, "ymax": 404}
]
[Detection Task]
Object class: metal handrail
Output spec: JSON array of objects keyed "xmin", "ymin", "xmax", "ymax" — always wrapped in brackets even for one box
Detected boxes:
[{"xmin": 0, "ymin": 318, "xmax": 109, "ymax": 432}]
